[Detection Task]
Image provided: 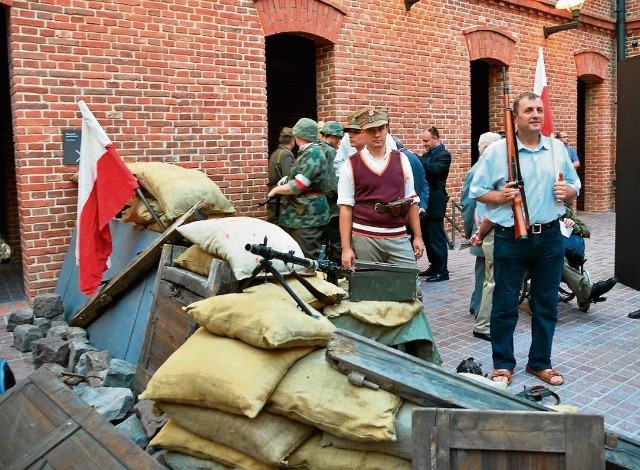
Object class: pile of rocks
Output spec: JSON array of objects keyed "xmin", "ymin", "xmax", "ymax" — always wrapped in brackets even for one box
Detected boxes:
[{"xmin": 6, "ymin": 293, "xmax": 167, "ymax": 457}]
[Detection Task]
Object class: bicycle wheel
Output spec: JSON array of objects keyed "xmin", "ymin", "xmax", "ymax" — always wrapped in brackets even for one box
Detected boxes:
[{"xmin": 518, "ymin": 275, "xmax": 530, "ymax": 305}]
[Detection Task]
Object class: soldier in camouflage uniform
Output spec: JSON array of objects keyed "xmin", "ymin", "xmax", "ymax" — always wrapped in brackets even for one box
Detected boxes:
[
  {"xmin": 318, "ymin": 121, "xmax": 344, "ymax": 262},
  {"xmin": 267, "ymin": 118, "xmax": 330, "ymax": 259},
  {"xmin": 267, "ymin": 127, "xmax": 296, "ymax": 224}
]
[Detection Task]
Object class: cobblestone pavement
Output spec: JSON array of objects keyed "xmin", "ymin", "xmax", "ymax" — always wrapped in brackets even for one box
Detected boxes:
[{"xmin": 2, "ymin": 211, "xmax": 639, "ymax": 441}]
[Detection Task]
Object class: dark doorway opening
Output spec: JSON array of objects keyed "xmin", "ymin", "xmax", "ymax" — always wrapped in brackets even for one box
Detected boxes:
[
  {"xmin": 265, "ymin": 34, "xmax": 317, "ymax": 154},
  {"xmin": 0, "ymin": 8, "xmax": 19, "ymax": 264},
  {"xmin": 576, "ymin": 79, "xmax": 586, "ymax": 210},
  {"xmin": 470, "ymin": 60, "xmax": 490, "ymax": 166}
]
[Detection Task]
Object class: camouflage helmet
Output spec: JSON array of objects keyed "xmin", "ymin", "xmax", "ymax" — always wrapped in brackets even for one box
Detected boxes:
[
  {"xmin": 320, "ymin": 121, "xmax": 344, "ymax": 138},
  {"xmin": 292, "ymin": 118, "xmax": 319, "ymax": 143}
]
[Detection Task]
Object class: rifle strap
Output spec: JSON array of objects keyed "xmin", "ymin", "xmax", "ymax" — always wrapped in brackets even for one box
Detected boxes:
[{"xmin": 291, "ymin": 271, "xmax": 343, "ymax": 306}]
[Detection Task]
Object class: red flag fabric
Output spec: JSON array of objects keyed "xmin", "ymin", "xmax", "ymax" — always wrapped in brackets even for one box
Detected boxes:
[
  {"xmin": 533, "ymin": 47, "xmax": 554, "ymax": 137},
  {"xmin": 76, "ymin": 101, "xmax": 138, "ymax": 296}
]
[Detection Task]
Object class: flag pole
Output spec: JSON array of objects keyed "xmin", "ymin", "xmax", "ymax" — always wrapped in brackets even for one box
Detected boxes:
[{"xmin": 135, "ymin": 185, "xmax": 166, "ymax": 231}]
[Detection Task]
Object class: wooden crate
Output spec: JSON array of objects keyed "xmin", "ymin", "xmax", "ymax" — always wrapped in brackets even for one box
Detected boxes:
[
  {"xmin": 412, "ymin": 408, "xmax": 605, "ymax": 469},
  {"xmin": 133, "ymin": 244, "xmax": 236, "ymax": 394},
  {"xmin": 0, "ymin": 365, "xmax": 163, "ymax": 470}
]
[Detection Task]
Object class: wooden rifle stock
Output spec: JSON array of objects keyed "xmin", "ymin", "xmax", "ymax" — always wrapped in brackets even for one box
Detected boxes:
[{"xmin": 502, "ymin": 68, "xmax": 530, "ymax": 239}]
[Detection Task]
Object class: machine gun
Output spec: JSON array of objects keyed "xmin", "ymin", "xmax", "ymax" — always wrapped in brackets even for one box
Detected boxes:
[{"xmin": 239, "ymin": 237, "xmax": 349, "ymax": 318}]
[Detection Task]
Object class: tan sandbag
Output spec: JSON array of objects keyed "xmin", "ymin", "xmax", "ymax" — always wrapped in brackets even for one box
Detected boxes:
[
  {"xmin": 319, "ymin": 402, "xmax": 423, "ymax": 460},
  {"xmin": 323, "ymin": 299, "xmax": 423, "ymax": 327},
  {"xmin": 174, "ymin": 244, "xmax": 215, "ymax": 276},
  {"xmin": 157, "ymin": 402, "xmax": 314, "ymax": 466},
  {"xmin": 267, "ymin": 349, "xmax": 401, "ymax": 442},
  {"xmin": 271, "ymin": 272, "xmax": 347, "ymax": 309},
  {"xmin": 177, "ymin": 217, "xmax": 315, "ymax": 280},
  {"xmin": 150, "ymin": 420, "xmax": 276, "ymax": 470},
  {"xmin": 120, "ymin": 196, "xmax": 166, "ymax": 226},
  {"xmin": 183, "ymin": 283, "xmax": 334, "ymax": 349},
  {"xmin": 284, "ymin": 433, "xmax": 411, "ymax": 470},
  {"xmin": 139, "ymin": 328, "xmax": 313, "ymax": 418},
  {"xmin": 126, "ymin": 162, "xmax": 235, "ymax": 219}
]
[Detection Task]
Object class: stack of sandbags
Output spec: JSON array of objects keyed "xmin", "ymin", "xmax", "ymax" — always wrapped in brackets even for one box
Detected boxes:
[
  {"xmin": 120, "ymin": 162, "xmax": 236, "ymax": 232},
  {"xmin": 140, "ymin": 275, "xmax": 415, "ymax": 469}
]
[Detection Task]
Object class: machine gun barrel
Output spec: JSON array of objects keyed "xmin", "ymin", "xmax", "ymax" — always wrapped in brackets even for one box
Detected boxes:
[{"xmin": 245, "ymin": 243, "xmax": 314, "ymax": 268}]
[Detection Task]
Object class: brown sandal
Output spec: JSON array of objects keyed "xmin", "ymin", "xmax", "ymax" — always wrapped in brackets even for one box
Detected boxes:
[
  {"xmin": 526, "ymin": 366, "xmax": 564, "ymax": 386},
  {"xmin": 491, "ymin": 369, "xmax": 513, "ymax": 385}
]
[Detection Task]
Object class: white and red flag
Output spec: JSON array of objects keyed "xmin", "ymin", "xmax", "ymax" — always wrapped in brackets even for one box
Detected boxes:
[
  {"xmin": 533, "ymin": 47, "xmax": 554, "ymax": 137},
  {"xmin": 76, "ymin": 100, "xmax": 138, "ymax": 296}
]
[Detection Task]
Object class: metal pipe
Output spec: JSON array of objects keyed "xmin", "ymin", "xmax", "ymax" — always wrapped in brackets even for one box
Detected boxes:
[{"xmin": 617, "ymin": 0, "xmax": 626, "ymax": 61}]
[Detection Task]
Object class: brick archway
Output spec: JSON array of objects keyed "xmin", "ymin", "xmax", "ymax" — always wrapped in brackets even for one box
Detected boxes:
[
  {"xmin": 462, "ymin": 26, "xmax": 517, "ymax": 65},
  {"xmin": 573, "ymin": 49, "xmax": 609, "ymax": 82},
  {"xmin": 253, "ymin": 0, "xmax": 347, "ymax": 43}
]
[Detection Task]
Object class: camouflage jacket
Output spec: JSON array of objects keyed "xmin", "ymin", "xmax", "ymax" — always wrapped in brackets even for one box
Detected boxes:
[
  {"xmin": 318, "ymin": 141, "xmax": 339, "ymax": 218},
  {"xmin": 279, "ymin": 143, "xmax": 330, "ymax": 229},
  {"xmin": 267, "ymin": 145, "xmax": 295, "ymax": 189},
  {"xmin": 564, "ymin": 204, "xmax": 590, "ymax": 238}
]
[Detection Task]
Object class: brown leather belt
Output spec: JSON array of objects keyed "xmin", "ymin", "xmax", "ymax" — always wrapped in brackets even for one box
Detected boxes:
[{"xmin": 358, "ymin": 201, "xmax": 392, "ymax": 214}]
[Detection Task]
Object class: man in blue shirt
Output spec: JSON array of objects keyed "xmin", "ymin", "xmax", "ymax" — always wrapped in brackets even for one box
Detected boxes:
[
  {"xmin": 470, "ymin": 92, "xmax": 580, "ymax": 387},
  {"xmin": 555, "ymin": 131, "xmax": 580, "ymax": 169}
]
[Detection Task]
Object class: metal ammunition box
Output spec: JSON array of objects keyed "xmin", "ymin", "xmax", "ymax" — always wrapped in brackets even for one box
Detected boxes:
[{"xmin": 348, "ymin": 260, "xmax": 419, "ymax": 302}]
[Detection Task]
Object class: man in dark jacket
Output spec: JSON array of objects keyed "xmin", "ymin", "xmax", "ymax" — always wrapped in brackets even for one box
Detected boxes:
[{"xmin": 419, "ymin": 126, "xmax": 451, "ymax": 282}]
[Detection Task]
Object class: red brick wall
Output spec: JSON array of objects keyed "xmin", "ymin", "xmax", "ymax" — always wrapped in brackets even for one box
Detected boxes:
[{"xmin": 5, "ymin": 0, "xmax": 633, "ymax": 300}]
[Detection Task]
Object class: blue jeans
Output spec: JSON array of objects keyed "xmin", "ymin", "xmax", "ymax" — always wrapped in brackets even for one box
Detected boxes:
[
  {"xmin": 491, "ymin": 224, "xmax": 564, "ymax": 371},
  {"xmin": 564, "ymin": 233, "xmax": 585, "ymax": 267}
]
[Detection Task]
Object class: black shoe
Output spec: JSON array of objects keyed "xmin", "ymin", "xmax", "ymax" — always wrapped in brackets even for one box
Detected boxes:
[
  {"xmin": 426, "ymin": 272, "xmax": 449, "ymax": 283},
  {"xmin": 588, "ymin": 277, "xmax": 618, "ymax": 301},
  {"xmin": 628, "ymin": 310, "xmax": 640, "ymax": 319},
  {"xmin": 472, "ymin": 331, "xmax": 491, "ymax": 342},
  {"xmin": 419, "ymin": 266, "xmax": 435, "ymax": 277}
]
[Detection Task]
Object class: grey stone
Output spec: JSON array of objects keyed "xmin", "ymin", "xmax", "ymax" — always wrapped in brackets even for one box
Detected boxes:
[
  {"xmin": 164, "ymin": 452, "xmax": 233, "ymax": 469},
  {"xmin": 31, "ymin": 337, "xmax": 70, "ymax": 369},
  {"xmin": 33, "ymin": 318, "xmax": 52, "ymax": 337},
  {"xmin": 48, "ymin": 314, "xmax": 65, "ymax": 323},
  {"xmin": 7, "ymin": 310, "xmax": 33, "ymax": 332},
  {"xmin": 47, "ymin": 325, "xmax": 68, "ymax": 341},
  {"xmin": 51, "ymin": 320, "xmax": 68, "ymax": 329},
  {"xmin": 115, "ymin": 415, "xmax": 149, "ymax": 449},
  {"xmin": 12, "ymin": 324, "xmax": 44, "ymax": 352},
  {"xmin": 134, "ymin": 400, "xmax": 168, "ymax": 438},
  {"xmin": 32, "ymin": 293, "xmax": 64, "ymax": 319},
  {"xmin": 68, "ymin": 341, "xmax": 97, "ymax": 372},
  {"xmin": 103, "ymin": 359, "xmax": 136, "ymax": 389},
  {"xmin": 74, "ymin": 386, "xmax": 134, "ymax": 421},
  {"xmin": 75, "ymin": 350, "xmax": 111, "ymax": 375},
  {"xmin": 66, "ymin": 327, "xmax": 88, "ymax": 341}
]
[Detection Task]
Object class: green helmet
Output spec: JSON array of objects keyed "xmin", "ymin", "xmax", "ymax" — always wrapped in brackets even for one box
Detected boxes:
[
  {"xmin": 321, "ymin": 121, "xmax": 344, "ymax": 138},
  {"xmin": 292, "ymin": 118, "xmax": 319, "ymax": 143}
]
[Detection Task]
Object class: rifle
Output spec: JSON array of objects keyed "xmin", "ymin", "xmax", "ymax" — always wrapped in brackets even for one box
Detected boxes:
[{"xmin": 502, "ymin": 67, "xmax": 530, "ymax": 239}]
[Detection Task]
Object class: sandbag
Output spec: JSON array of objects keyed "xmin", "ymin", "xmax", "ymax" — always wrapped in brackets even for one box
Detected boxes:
[
  {"xmin": 323, "ymin": 299, "xmax": 423, "ymax": 326},
  {"xmin": 157, "ymin": 402, "xmax": 314, "ymax": 466},
  {"xmin": 183, "ymin": 283, "xmax": 334, "ymax": 349},
  {"xmin": 267, "ymin": 349, "xmax": 401, "ymax": 442},
  {"xmin": 139, "ymin": 328, "xmax": 313, "ymax": 418},
  {"xmin": 127, "ymin": 162, "xmax": 235, "ymax": 219},
  {"xmin": 285, "ymin": 433, "xmax": 411, "ymax": 470},
  {"xmin": 174, "ymin": 245, "xmax": 216, "ymax": 276},
  {"xmin": 150, "ymin": 420, "xmax": 275, "ymax": 470},
  {"xmin": 320, "ymin": 402, "xmax": 424, "ymax": 460}
]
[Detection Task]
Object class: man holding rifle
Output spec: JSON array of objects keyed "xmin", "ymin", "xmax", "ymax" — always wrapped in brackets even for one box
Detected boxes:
[{"xmin": 470, "ymin": 91, "xmax": 580, "ymax": 387}]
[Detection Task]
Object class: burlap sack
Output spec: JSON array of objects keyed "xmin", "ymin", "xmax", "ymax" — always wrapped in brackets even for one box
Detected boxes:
[
  {"xmin": 285, "ymin": 433, "xmax": 411, "ymax": 470},
  {"xmin": 266, "ymin": 349, "xmax": 401, "ymax": 442},
  {"xmin": 323, "ymin": 299, "xmax": 423, "ymax": 326},
  {"xmin": 176, "ymin": 217, "xmax": 315, "ymax": 281},
  {"xmin": 157, "ymin": 402, "xmax": 314, "ymax": 466},
  {"xmin": 150, "ymin": 420, "xmax": 276, "ymax": 470},
  {"xmin": 120, "ymin": 196, "xmax": 166, "ymax": 226},
  {"xmin": 272, "ymin": 272, "xmax": 347, "ymax": 309},
  {"xmin": 126, "ymin": 162, "xmax": 235, "ymax": 219},
  {"xmin": 139, "ymin": 328, "xmax": 313, "ymax": 418},
  {"xmin": 319, "ymin": 402, "xmax": 423, "ymax": 460},
  {"xmin": 183, "ymin": 283, "xmax": 335, "ymax": 349},
  {"xmin": 174, "ymin": 244, "xmax": 215, "ymax": 276}
]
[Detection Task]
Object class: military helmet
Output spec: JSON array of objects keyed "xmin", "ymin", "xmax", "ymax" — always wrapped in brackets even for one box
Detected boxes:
[
  {"xmin": 292, "ymin": 118, "xmax": 319, "ymax": 143},
  {"xmin": 320, "ymin": 121, "xmax": 344, "ymax": 138}
]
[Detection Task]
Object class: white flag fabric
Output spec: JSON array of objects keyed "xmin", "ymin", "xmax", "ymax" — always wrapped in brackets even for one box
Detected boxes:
[
  {"xmin": 76, "ymin": 100, "xmax": 138, "ymax": 296},
  {"xmin": 533, "ymin": 47, "xmax": 554, "ymax": 137}
]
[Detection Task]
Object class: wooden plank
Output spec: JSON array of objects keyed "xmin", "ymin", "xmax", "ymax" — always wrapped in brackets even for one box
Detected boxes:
[
  {"xmin": 0, "ymin": 366, "xmax": 163, "ymax": 469},
  {"xmin": 413, "ymin": 409, "xmax": 605, "ymax": 470},
  {"xmin": 69, "ymin": 201, "xmax": 205, "ymax": 327},
  {"xmin": 326, "ymin": 329, "xmax": 548, "ymax": 411}
]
